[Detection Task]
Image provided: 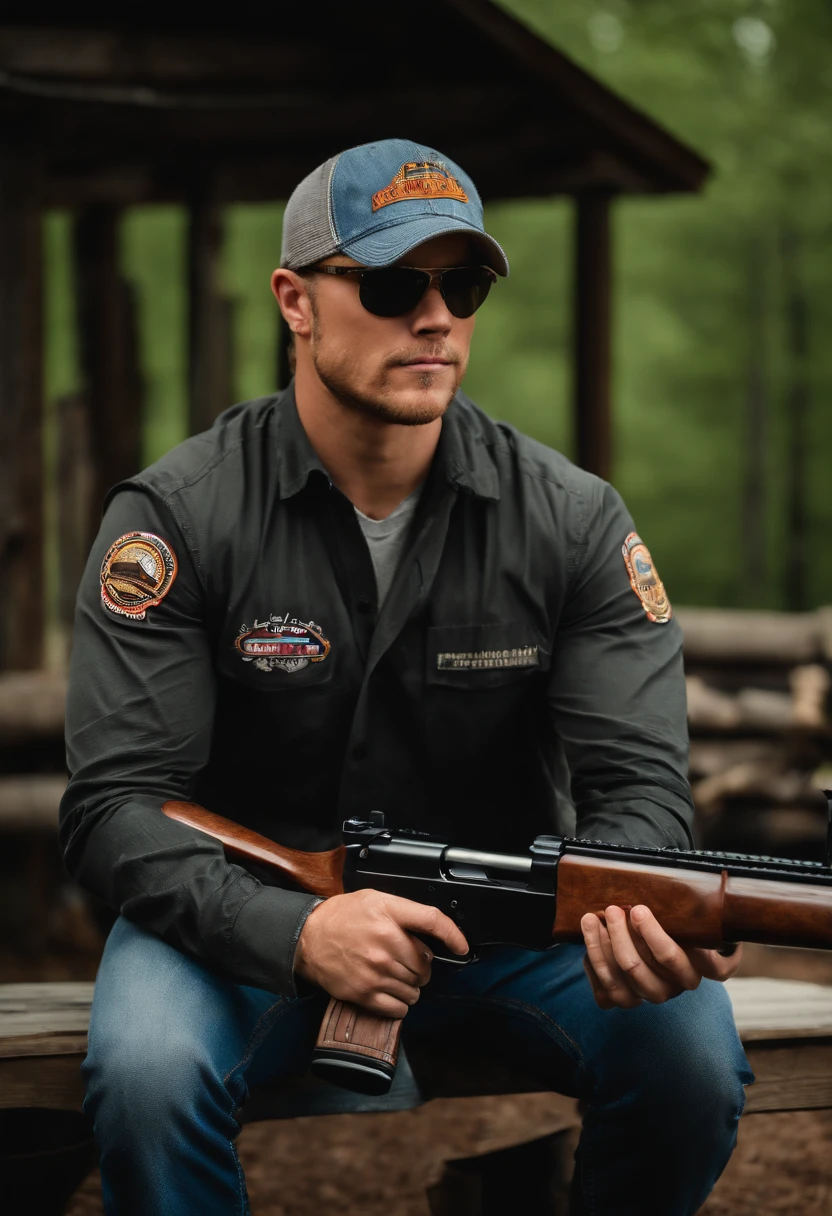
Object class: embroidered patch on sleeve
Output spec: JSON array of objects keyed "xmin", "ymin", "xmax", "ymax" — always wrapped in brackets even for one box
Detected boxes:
[
  {"xmin": 622, "ymin": 532, "xmax": 672, "ymax": 624},
  {"xmin": 100, "ymin": 532, "xmax": 178, "ymax": 620}
]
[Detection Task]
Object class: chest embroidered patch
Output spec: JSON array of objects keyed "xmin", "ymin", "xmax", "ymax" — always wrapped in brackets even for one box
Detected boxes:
[
  {"xmin": 100, "ymin": 532, "xmax": 177, "ymax": 620},
  {"xmin": 622, "ymin": 532, "xmax": 672, "ymax": 624},
  {"xmin": 436, "ymin": 646, "xmax": 539, "ymax": 671},
  {"xmin": 235, "ymin": 614, "xmax": 330, "ymax": 673}
]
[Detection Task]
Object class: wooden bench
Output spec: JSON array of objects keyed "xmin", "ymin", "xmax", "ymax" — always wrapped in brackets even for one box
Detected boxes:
[{"xmin": 2, "ymin": 977, "xmax": 831, "ymax": 1213}]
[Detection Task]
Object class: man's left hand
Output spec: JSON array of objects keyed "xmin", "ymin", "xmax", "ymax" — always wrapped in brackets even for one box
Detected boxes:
[{"xmin": 581, "ymin": 905, "xmax": 743, "ymax": 1009}]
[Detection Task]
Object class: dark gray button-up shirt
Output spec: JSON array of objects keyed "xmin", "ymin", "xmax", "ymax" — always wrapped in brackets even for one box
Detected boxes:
[{"xmin": 60, "ymin": 385, "xmax": 693, "ymax": 996}]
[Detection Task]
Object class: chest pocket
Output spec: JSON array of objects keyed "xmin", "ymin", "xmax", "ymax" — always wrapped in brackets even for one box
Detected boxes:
[{"xmin": 426, "ymin": 622, "xmax": 549, "ymax": 690}]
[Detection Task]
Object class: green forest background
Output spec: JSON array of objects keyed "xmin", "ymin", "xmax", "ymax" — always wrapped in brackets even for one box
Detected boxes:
[{"xmin": 43, "ymin": 0, "xmax": 832, "ymax": 611}]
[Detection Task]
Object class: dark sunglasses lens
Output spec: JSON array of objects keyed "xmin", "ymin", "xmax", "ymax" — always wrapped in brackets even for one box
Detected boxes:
[
  {"xmin": 441, "ymin": 266, "xmax": 496, "ymax": 318},
  {"xmin": 358, "ymin": 268, "xmax": 429, "ymax": 317}
]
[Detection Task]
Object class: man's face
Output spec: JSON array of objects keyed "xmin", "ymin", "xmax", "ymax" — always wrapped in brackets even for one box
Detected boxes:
[{"xmin": 303, "ymin": 233, "xmax": 480, "ymax": 426}]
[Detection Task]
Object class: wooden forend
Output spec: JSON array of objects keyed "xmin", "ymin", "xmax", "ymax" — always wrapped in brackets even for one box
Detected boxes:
[{"xmin": 551, "ymin": 855, "xmax": 728, "ymax": 948}]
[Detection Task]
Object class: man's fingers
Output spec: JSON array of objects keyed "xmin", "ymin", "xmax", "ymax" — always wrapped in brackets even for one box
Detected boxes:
[
  {"xmin": 583, "ymin": 952, "xmax": 615, "ymax": 1009},
  {"xmin": 391, "ymin": 954, "xmax": 431, "ymax": 988},
  {"xmin": 581, "ymin": 913, "xmax": 642, "ymax": 1009},
  {"xmin": 605, "ymin": 906, "xmax": 686, "ymax": 1003},
  {"xmin": 628, "ymin": 907, "xmax": 702, "ymax": 992},
  {"xmin": 365, "ymin": 990, "xmax": 415, "ymax": 1019},
  {"xmin": 396, "ymin": 935, "xmax": 433, "ymax": 986},
  {"xmin": 360, "ymin": 976, "xmax": 422, "ymax": 1017},
  {"xmin": 596, "ymin": 916, "xmax": 645, "ymax": 1007},
  {"xmin": 686, "ymin": 943, "xmax": 744, "ymax": 982},
  {"xmin": 384, "ymin": 895, "xmax": 469, "ymax": 957}
]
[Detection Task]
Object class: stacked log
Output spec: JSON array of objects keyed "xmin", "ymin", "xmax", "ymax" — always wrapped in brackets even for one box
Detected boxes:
[
  {"xmin": 0, "ymin": 608, "xmax": 831, "ymax": 858},
  {"xmin": 678, "ymin": 608, "xmax": 832, "ymax": 857}
]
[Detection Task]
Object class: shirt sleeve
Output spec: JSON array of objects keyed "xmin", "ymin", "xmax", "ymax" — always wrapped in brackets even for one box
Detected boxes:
[
  {"xmin": 59, "ymin": 486, "xmax": 320, "ymax": 995},
  {"xmin": 547, "ymin": 481, "xmax": 695, "ymax": 850}
]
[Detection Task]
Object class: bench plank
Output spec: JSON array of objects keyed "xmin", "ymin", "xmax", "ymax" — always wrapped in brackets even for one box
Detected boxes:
[
  {"xmin": 0, "ymin": 982, "xmax": 94, "ymax": 1057},
  {"xmin": 743, "ymin": 1041, "xmax": 832, "ymax": 1113},
  {"xmin": 2, "ymin": 977, "xmax": 832, "ymax": 1115},
  {"xmin": 1, "ymin": 1052, "xmax": 87, "ymax": 1109},
  {"xmin": 725, "ymin": 976, "xmax": 832, "ymax": 1039}
]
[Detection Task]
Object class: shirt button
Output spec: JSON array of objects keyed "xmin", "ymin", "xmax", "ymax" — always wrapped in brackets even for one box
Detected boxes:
[
  {"xmin": 353, "ymin": 743, "xmax": 368, "ymax": 761},
  {"xmin": 357, "ymin": 598, "xmax": 373, "ymax": 614}
]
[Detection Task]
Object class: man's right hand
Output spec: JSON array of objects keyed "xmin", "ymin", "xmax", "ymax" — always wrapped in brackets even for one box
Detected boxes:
[{"xmin": 294, "ymin": 889, "xmax": 469, "ymax": 1018}]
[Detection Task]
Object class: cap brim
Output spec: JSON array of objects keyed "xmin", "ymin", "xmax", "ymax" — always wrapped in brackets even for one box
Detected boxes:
[{"xmin": 341, "ymin": 213, "xmax": 509, "ymax": 277}]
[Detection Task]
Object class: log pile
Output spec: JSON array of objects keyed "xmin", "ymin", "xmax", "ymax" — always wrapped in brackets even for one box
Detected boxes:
[
  {"xmin": 677, "ymin": 608, "xmax": 832, "ymax": 857},
  {"xmin": 0, "ymin": 608, "xmax": 830, "ymax": 859},
  {"xmin": 0, "ymin": 671, "xmax": 68, "ymax": 829}
]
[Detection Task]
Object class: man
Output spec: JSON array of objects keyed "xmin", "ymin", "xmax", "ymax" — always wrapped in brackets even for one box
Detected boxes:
[{"xmin": 61, "ymin": 138, "xmax": 751, "ymax": 1216}]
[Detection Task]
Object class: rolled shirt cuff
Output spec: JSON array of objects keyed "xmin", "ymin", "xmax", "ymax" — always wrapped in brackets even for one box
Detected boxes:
[{"xmin": 230, "ymin": 884, "xmax": 324, "ymax": 996}]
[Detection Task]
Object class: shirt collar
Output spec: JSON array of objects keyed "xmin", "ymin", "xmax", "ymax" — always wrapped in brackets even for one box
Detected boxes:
[
  {"xmin": 273, "ymin": 382, "xmax": 331, "ymax": 500},
  {"xmin": 435, "ymin": 394, "xmax": 501, "ymax": 502},
  {"xmin": 274, "ymin": 383, "xmax": 501, "ymax": 504}
]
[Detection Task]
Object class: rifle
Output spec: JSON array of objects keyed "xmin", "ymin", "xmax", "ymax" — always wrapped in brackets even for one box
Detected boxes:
[{"xmin": 162, "ymin": 798, "xmax": 832, "ymax": 1096}]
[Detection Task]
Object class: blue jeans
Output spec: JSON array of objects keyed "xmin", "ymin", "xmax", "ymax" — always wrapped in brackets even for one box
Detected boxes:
[{"xmin": 83, "ymin": 917, "xmax": 753, "ymax": 1215}]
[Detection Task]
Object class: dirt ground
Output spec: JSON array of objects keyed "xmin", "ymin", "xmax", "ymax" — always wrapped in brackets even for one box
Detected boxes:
[
  {"xmin": 4, "ymin": 926, "xmax": 830, "ymax": 1215},
  {"xmin": 62, "ymin": 1106, "xmax": 832, "ymax": 1215}
]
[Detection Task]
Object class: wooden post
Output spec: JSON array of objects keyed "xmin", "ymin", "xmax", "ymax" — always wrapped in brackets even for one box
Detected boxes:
[
  {"xmin": 0, "ymin": 150, "xmax": 45, "ymax": 672},
  {"xmin": 573, "ymin": 192, "xmax": 613, "ymax": 481},
  {"xmin": 780, "ymin": 223, "xmax": 809, "ymax": 613},
  {"xmin": 55, "ymin": 392, "xmax": 94, "ymax": 630},
  {"xmin": 742, "ymin": 235, "xmax": 768, "ymax": 600},
  {"xmin": 188, "ymin": 187, "xmax": 234, "ymax": 434},
  {"xmin": 73, "ymin": 205, "xmax": 144, "ymax": 542}
]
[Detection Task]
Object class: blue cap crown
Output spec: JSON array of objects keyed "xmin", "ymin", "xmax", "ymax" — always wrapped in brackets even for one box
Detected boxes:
[{"xmin": 281, "ymin": 138, "xmax": 508, "ymax": 275}]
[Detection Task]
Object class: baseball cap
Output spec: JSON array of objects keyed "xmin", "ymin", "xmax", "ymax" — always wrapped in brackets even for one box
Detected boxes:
[{"xmin": 280, "ymin": 138, "xmax": 509, "ymax": 277}]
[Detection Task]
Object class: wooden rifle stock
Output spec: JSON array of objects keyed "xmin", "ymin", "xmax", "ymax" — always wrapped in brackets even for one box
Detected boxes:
[{"xmin": 163, "ymin": 800, "xmax": 832, "ymax": 1096}]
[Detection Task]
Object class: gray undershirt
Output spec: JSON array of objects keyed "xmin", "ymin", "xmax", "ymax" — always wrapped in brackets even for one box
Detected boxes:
[{"xmin": 354, "ymin": 486, "xmax": 423, "ymax": 609}]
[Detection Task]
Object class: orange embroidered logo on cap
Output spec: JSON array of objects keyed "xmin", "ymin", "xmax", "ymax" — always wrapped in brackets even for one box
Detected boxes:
[{"xmin": 372, "ymin": 161, "xmax": 469, "ymax": 212}]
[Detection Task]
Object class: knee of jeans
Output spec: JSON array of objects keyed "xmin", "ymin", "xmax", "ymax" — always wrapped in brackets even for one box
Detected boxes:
[
  {"xmin": 599, "ymin": 985, "xmax": 752, "ymax": 1119},
  {"xmin": 83, "ymin": 1020, "xmax": 227, "ymax": 1131}
]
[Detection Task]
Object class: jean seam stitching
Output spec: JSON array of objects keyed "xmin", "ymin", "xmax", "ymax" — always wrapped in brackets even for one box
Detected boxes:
[
  {"xmin": 222, "ymin": 997, "xmax": 291, "ymax": 1088},
  {"xmin": 222, "ymin": 997, "xmax": 296, "ymax": 1216},
  {"xmin": 427, "ymin": 992, "xmax": 587, "ymax": 1070}
]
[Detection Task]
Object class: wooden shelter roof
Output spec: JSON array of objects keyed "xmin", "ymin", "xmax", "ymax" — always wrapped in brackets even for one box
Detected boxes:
[
  {"xmin": 0, "ymin": 0, "xmax": 709, "ymax": 207},
  {"xmin": 0, "ymin": 2, "xmax": 712, "ymax": 671}
]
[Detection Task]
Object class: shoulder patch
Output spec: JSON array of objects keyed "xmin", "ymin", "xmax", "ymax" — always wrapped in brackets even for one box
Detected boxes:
[
  {"xmin": 622, "ymin": 532, "xmax": 671, "ymax": 624},
  {"xmin": 100, "ymin": 532, "xmax": 178, "ymax": 620}
]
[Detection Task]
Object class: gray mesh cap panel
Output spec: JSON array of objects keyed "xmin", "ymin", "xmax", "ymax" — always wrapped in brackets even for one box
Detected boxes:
[{"xmin": 280, "ymin": 154, "xmax": 341, "ymax": 269}]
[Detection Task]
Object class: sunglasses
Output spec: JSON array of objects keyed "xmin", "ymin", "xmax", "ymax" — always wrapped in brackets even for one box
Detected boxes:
[{"xmin": 303, "ymin": 263, "xmax": 497, "ymax": 319}]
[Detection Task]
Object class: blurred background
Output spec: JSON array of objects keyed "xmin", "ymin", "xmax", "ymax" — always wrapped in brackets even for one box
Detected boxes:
[
  {"xmin": 38, "ymin": 0, "xmax": 832, "ymax": 615},
  {"xmin": 5, "ymin": 0, "xmax": 830, "ymax": 928},
  {"xmin": 2, "ymin": 2, "xmax": 832, "ymax": 1212}
]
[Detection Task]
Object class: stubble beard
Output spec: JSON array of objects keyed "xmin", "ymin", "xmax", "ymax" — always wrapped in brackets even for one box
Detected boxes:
[{"xmin": 310, "ymin": 324, "xmax": 467, "ymax": 427}]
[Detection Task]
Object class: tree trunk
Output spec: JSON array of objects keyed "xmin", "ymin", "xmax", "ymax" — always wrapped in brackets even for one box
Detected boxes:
[
  {"xmin": 573, "ymin": 192, "xmax": 613, "ymax": 480},
  {"xmin": 188, "ymin": 185, "xmax": 234, "ymax": 434},
  {"xmin": 0, "ymin": 151, "xmax": 45, "ymax": 671},
  {"xmin": 742, "ymin": 235, "xmax": 768, "ymax": 599},
  {"xmin": 73, "ymin": 205, "xmax": 144, "ymax": 541},
  {"xmin": 779, "ymin": 223, "xmax": 810, "ymax": 612}
]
